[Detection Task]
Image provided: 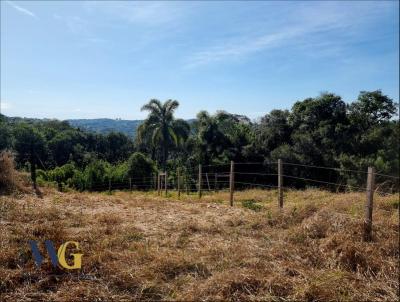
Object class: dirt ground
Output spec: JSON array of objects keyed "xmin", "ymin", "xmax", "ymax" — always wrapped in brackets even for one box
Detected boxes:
[{"xmin": 0, "ymin": 189, "xmax": 399, "ymax": 301}]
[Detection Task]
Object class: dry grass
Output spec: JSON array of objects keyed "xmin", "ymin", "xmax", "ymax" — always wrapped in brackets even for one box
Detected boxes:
[
  {"xmin": 0, "ymin": 151, "xmax": 31, "ymax": 195},
  {"xmin": 0, "ymin": 188, "xmax": 398, "ymax": 301}
]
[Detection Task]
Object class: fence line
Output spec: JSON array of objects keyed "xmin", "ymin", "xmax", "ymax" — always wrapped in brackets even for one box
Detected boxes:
[
  {"xmin": 234, "ymin": 172, "xmax": 278, "ymax": 176},
  {"xmin": 57, "ymin": 159, "xmax": 398, "ymax": 242},
  {"xmin": 282, "ymin": 175, "xmax": 366, "ymax": 191},
  {"xmin": 374, "ymin": 172, "xmax": 400, "ymax": 180},
  {"xmin": 235, "ymin": 181, "xmax": 278, "ymax": 189},
  {"xmin": 282, "ymin": 162, "xmax": 369, "ymax": 174},
  {"xmin": 151, "ymin": 159, "xmax": 396, "ymax": 242}
]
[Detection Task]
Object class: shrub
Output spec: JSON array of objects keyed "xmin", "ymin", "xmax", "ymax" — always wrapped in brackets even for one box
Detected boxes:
[
  {"xmin": 84, "ymin": 159, "xmax": 111, "ymax": 190},
  {"xmin": 241, "ymin": 199, "xmax": 263, "ymax": 212},
  {"xmin": 47, "ymin": 163, "xmax": 77, "ymax": 191},
  {"xmin": 68, "ymin": 170, "xmax": 85, "ymax": 191},
  {"xmin": 126, "ymin": 152, "xmax": 155, "ymax": 186}
]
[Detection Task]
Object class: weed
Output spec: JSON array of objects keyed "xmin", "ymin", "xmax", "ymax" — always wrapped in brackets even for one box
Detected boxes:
[{"xmin": 241, "ymin": 199, "xmax": 263, "ymax": 212}]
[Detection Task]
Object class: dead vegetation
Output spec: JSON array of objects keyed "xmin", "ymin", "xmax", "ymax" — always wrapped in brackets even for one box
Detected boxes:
[
  {"xmin": 0, "ymin": 188, "xmax": 398, "ymax": 301},
  {"xmin": 0, "ymin": 151, "xmax": 31, "ymax": 195}
]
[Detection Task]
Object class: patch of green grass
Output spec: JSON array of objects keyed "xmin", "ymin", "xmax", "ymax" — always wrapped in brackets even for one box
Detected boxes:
[
  {"xmin": 242, "ymin": 199, "xmax": 263, "ymax": 212},
  {"xmin": 125, "ymin": 232, "xmax": 144, "ymax": 242}
]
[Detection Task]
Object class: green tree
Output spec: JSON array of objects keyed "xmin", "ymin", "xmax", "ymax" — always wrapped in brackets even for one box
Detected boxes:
[
  {"xmin": 139, "ymin": 99, "xmax": 189, "ymax": 170},
  {"xmin": 13, "ymin": 123, "xmax": 46, "ymax": 189},
  {"xmin": 83, "ymin": 159, "xmax": 111, "ymax": 191},
  {"xmin": 191, "ymin": 111, "xmax": 252, "ymax": 165},
  {"xmin": 104, "ymin": 132, "xmax": 134, "ymax": 164},
  {"xmin": 0, "ymin": 115, "xmax": 12, "ymax": 151},
  {"xmin": 126, "ymin": 152, "xmax": 155, "ymax": 187}
]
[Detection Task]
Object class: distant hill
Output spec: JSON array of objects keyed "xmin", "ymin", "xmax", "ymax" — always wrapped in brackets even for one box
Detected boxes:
[
  {"xmin": 66, "ymin": 118, "xmax": 143, "ymax": 138},
  {"xmin": 2, "ymin": 115, "xmax": 194, "ymax": 139}
]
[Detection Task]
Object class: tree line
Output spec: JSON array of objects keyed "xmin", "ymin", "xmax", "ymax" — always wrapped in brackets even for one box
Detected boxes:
[{"xmin": 0, "ymin": 90, "xmax": 398, "ymax": 192}]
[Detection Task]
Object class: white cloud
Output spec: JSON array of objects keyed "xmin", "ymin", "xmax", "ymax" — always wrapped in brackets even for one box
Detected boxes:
[
  {"xmin": 185, "ymin": 2, "xmax": 394, "ymax": 68},
  {"xmin": 83, "ymin": 1, "xmax": 189, "ymax": 27},
  {"xmin": 185, "ymin": 28, "xmax": 302, "ymax": 68},
  {"xmin": 6, "ymin": 1, "xmax": 37, "ymax": 19},
  {"xmin": 53, "ymin": 14, "xmax": 89, "ymax": 34}
]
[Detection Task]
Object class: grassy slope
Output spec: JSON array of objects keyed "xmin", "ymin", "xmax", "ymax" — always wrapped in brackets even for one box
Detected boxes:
[{"xmin": 0, "ymin": 189, "xmax": 398, "ymax": 301}]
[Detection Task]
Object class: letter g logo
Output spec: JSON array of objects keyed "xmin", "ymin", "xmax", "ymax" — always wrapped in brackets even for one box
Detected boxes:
[{"xmin": 57, "ymin": 241, "xmax": 83, "ymax": 269}]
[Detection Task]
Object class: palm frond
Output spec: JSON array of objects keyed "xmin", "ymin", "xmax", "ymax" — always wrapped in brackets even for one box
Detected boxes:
[
  {"xmin": 168, "ymin": 127, "xmax": 178, "ymax": 146},
  {"xmin": 165, "ymin": 100, "xmax": 179, "ymax": 114},
  {"xmin": 141, "ymin": 99, "xmax": 163, "ymax": 114}
]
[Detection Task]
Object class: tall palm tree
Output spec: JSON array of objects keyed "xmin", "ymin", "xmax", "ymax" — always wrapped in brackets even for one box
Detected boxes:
[{"xmin": 139, "ymin": 99, "xmax": 189, "ymax": 170}]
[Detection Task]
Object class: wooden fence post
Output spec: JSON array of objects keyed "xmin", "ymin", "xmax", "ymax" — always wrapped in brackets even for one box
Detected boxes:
[
  {"xmin": 229, "ymin": 161, "xmax": 234, "ymax": 206},
  {"xmin": 215, "ymin": 173, "xmax": 218, "ymax": 193},
  {"xmin": 129, "ymin": 178, "xmax": 132, "ymax": 192},
  {"xmin": 363, "ymin": 166, "xmax": 375, "ymax": 242},
  {"xmin": 177, "ymin": 168, "xmax": 181, "ymax": 198},
  {"xmin": 278, "ymin": 159, "xmax": 283, "ymax": 208},
  {"xmin": 157, "ymin": 172, "xmax": 160, "ymax": 196},
  {"xmin": 186, "ymin": 173, "xmax": 189, "ymax": 195},
  {"xmin": 108, "ymin": 178, "xmax": 111, "ymax": 194},
  {"xmin": 154, "ymin": 174, "xmax": 157, "ymax": 191},
  {"xmin": 198, "ymin": 164, "xmax": 202, "ymax": 198},
  {"xmin": 164, "ymin": 171, "xmax": 168, "ymax": 197},
  {"xmin": 205, "ymin": 173, "xmax": 210, "ymax": 191}
]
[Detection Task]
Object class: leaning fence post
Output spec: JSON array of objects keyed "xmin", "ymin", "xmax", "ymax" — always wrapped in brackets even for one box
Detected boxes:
[
  {"xmin": 157, "ymin": 172, "xmax": 161, "ymax": 196},
  {"xmin": 129, "ymin": 177, "xmax": 132, "ymax": 192},
  {"xmin": 198, "ymin": 164, "xmax": 202, "ymax": 198},
  {"xmin": 164, "ymin": 171, "xmax": 168, "ymax": 197},
  {"xmin": 278, "ymin": 159, "xmax": 283, "ymax": 208},
  {"xmin": 177, "ymin": 168, "xmax": 181, "ymax": 198},
  {"xmin": 215, "ymin": 173, "xmax": 218, "ymax": 193},
  {"xmin": 229, "ymin": 161, "xmax": 234, "ymax": 206},
  {"xmin": 363, "ymin": 166, "xmax": 375, "ymax": 242}
]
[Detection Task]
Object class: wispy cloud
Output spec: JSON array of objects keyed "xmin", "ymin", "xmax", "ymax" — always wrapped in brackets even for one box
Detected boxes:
[
  {"xmin": 53, "ymin": 14, "xmax": 89, "ymax": 34},
  {"xmin": 186, "ymin": 28, "xmax": 301, "ymax": 68},
  {"xmin": 6, "ymin": 1, "xmax": 37, "ymax": 19},
  {"xmin": 185, "ymin": 2, "xmax": 393, "ymax": 68},
  {"xmin": 83, "ymin": 1, "xmax": 190, "ymax": 27}
]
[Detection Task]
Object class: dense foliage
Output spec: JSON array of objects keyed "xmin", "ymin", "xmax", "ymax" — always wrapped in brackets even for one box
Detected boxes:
[
  {"xmin": 67, "ymin": 118, "xmax": 142, "ymax": 138},
  {"xmin": 0, "ymin": 90, "xmax": 398, "ymax": 191}
]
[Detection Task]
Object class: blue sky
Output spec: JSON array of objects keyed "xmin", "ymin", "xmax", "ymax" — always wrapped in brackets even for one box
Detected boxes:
[{"xmin": 1, "ymin": 1, "xmax": 399, "ymax": 120}]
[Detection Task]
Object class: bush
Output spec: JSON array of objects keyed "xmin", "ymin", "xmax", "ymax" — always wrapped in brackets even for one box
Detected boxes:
[
  {"xmin": 84, "ymin": 159, "xmax": 111, "ymax": 190},
  {"xmin": 110, "ymin": 162, "xmax": 128, "ymax": 183},
  {"xmin": 47, "ymin": 163, "xmax": 77, "ymax": 191},
  {"xmin": 68, "ymin": 170, "xmax": 85, "ymax": 192},
  {"xmin": 241, "ymin": 199, "xmax": 263, "ymax": 212},
  {"xmin": 126, "ymin": 152, "xmax": 155, "ymax": 186}
]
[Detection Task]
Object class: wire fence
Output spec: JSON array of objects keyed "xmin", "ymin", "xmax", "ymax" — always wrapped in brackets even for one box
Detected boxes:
[
  {"xmin": 147, "ymin": 160, "xmax": 399, "ymax": 196},
  {"xmin": 58, "ymin": 160, "xmax": 398, "ymax": 206},
  {"xmin": 50, "ymin": 159, "xmax": 398, "ymax": 242}
]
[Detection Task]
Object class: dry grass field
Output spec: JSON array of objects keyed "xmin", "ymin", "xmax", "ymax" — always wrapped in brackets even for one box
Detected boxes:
[{"xmin": 0, "ymin": 188, "xmax": 399, "ymax": 301}]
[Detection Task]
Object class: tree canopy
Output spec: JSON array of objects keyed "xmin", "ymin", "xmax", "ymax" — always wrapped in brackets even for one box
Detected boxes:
[{"xmin": 1, "ymin": 90, "xmax": 398, "ymax": 192}]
